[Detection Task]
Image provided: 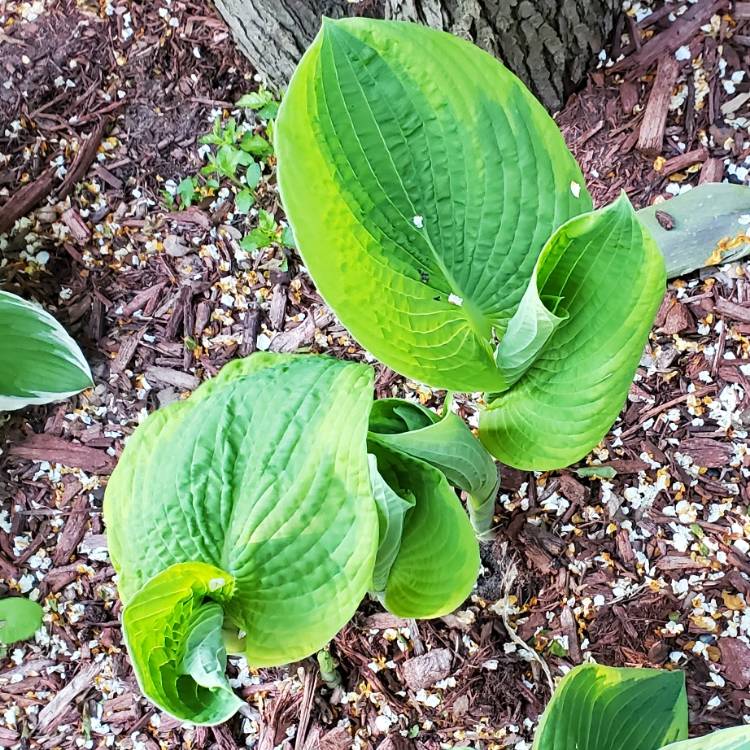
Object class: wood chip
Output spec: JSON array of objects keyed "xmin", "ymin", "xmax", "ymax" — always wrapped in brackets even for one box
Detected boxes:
[
  {"xmin": 637, "ymin": 56, "xmax": 680, "ymax": 156},
  {"xmin": 660, "ymin": 147, "xmax": 708, "ymax": 177},
  {"xmin": 719, "ymin": 638, "xmax": 750, "ymax": 688},
  {"xmin": 679, "ymin": 437, "xmax": 732, "ymax": 468},
  {"xmin": 9, "ymin": 434, "xmax": 115, "ymax": 474},
  {"xmin": 715, "ymin": 298, "xmax": 750, "ymax": 324},
  {"xmin": 401, "ymin": 648, "xmax": 452, "ymax": 691},
  {"xmin": 0, "ymin": 166, "xmax": 55, "ymax": 235},
  {"xmin": 144, "ymin": 365, "xmax": 200, "ymax": 391},
  {"xmin": 269, "ymin": 308, "xmax": 333, "ymax": 353},
  {"xmin": 37, "ymin": 661, "xmax": 102, "ymax": 732},
  {"xmin": 698, "ymin": 157, "xmax": 725, "ymax": 184},
  {"xmin": 62, "ymin": 208, "xmax": 92, "ymax": 243}
]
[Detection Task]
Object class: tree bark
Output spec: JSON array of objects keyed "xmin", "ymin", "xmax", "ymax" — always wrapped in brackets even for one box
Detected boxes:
[{"xmin": 213, "ymin": 0, "xmax": 620, "ymax": 112}]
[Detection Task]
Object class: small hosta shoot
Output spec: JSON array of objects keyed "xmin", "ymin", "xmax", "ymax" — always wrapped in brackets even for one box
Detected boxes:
[
  {"xmin": 0, "ymin": 290, "xmax": 92, "ymax": 411},
  {"xmin": 533, "ymin": 663, "xmax": 750, "ymax": 750},
  {"xmin": 276, "ymin": 18, "xmax": 666, "ymax": 470},
  {"xmin": 104, "ymin": 353, "xmax": 497, "ymax": 724}
]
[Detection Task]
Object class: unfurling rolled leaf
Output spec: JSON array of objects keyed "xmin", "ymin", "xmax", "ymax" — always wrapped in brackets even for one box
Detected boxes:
[
  {"xmin": 368, "ymin": 399, "xmax": 499, "ymax": 536},
  {"xmin": 661, "ymin": 726, "xmax": 750, "ymax": 750},
  {"xmin": 276, "ymin": 17, "xmax": 592, "ymax": 394},
  {"xmin": 122, "ymin": 562, "xmax": 243, "ymax": 724},
  {"xmin": 637, "ymin": 183, "xmax": 750, "ymax": 278},
  {"xmin": 480, "ymin": 195, "xmax": 666, "ymax": 470},
  {"xmin": 533, "ymin": 664, "xmax": 687, "ymax": 750},
  {"xmin": 368, "ymin": 441, "xmax": 479, "ymax": 618},
  {"xmin": 106, "ymin": 353, "xmax": 489, "ymax": 724},
  {"xmin": 0, "ymin": 290, "xmax": 92, "ymax": 411}
]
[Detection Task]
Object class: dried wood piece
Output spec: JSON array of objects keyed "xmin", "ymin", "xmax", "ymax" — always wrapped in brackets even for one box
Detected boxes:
[
  {"xmin": 637, "ymin": 57, "xmax": 680, "ymax": 156},
  {"xmin": 363, "ymin": 612, "xmax": 410, "ymax": 630},
  {"xmin": 57, "ymin": 118, "xmax": 110, "ymax": 200},
  {"xmin": 37, "ymin": 661, "xmax": 102, "ymax": 732},
  {"xmin": 719, "ymin": 638, "xmax": 750, "ymax": 688},
  {"xmin": 144, "ymin": 365, "xmax": 200, "ymax": 391},
  {"xmin": 121, "ymin": 283, "xmax": 166, "ymax": 318},
  {"xmin": 698, "ymin": 157, "xmax": 725, "ymax": 184},
  {"xmin": 660, "ymin": 146, "xmax": 708, "ymax": 176},
  {"xmin": 619, "ymin": 80, "xmax": 639, "ymax": 114},
  {"xmin": 239, "ymin": 307, "xmax": 260, "ymax": 356},
  {"xmin": 401, "ymin": 648, "xmax": 452, "ymax": 690},
  {"xmin": 0, "ymin": 728, "xmax": 19, "ymax": 749},
  {"xmin": 658, "ymin": 299, "xmax": 694, "ymax": 334},
  {"xmin": 52, "ymin": 494, "xmax": 90, "ymax": 565},
  {"xmin": 9, "ymin": 435, "xmax": 115, "ymax": 474},
  {"xmin": 61, "ymin": 208, "xmax": 92, "ymax": 243},
  {"xmin": 656, "ymin": 554, "xmax": 711, "ymax": 571},
  {"xmin": 269, "ymin": 284, "xmax": 288, "ymax": 331},
  {"xmin": 110, "ymin": 329, "xmax": 145, "ymax": 373},
  {"xmin": 269, "ymin": 308, "xmax": 333, "ymax": 353},
  {"xmin": 612, "ymin": 0, "xmax": 729, "ymax": 73},
  {"xmin": 0, "ymin": 166, "xmax": 55, "ymax": 235},
  {"xmin": 560, "ymin": 606, "xmax": 582, "ymax": 664},
  {"xmin": 735, "ymin": 1, "xmax": 750, "ymax": 19},
  {"xmin": 680, "ymin": 437, "xmax": 732, "ymax": 468},
  {"xmin": 715, "ymin": 297, "xmax": 750, "ymax": 324}
]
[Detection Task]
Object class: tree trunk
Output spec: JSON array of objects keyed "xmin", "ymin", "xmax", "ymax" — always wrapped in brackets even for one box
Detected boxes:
[{"xmin": 213, "ymin": 0, "xmax": 620, "ymax": 112}]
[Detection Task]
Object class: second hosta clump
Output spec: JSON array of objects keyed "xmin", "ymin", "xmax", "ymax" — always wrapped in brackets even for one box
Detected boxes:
[
  {"xmin": 104, "ymin": 353, "xmax": 497, "ymax": 724},
  {"xmin": 276, "ymin": 18, "xmax": 667, "ymax": 471}
]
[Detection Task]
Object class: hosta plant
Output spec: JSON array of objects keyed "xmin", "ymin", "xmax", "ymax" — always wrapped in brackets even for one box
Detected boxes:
[
  {"xmin": 0, "ymin": 290, "xmax": 92, "ymax": 411},
  {"xmin": 275, "ymin": 17, "xmax": 669, "ymax": 471},
  {"xmin": 534, "ymin": 663, "xmax": 750, "ymax": 750},
  {"xmin": 104, "ymin": 352, "xmax": 497, "ymax": 724}
]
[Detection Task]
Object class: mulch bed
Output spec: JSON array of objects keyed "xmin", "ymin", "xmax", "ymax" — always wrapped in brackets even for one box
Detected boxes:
[{"xmin": 1, "ymin": 0, "xmax": 750, "ymax": 748}]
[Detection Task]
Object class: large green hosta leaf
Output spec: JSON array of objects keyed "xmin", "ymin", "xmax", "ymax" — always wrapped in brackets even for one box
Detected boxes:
[
  {"xmin": 105, "ymin": 354, "xmax": 379, "ymax": 718},
  {"xmin": 533, "ymin": 664, "xmax": 688, "ymax": 750},
  {"xmin": 480, "ymin": 195, "xmax": 666, "ymax": 469},
  {"xmin": 0, "ymin": 290, "xmax": 92, "ymax": 411},
  {"xmin": 276, "ymin": 18, "xmax": 591, "ymax": 393},
  {"xmin": 106, "ymin": 353, "xmax": 488, "ymax": 724},
  {"xmin": 661, "ymin": 727, "xmax": 750, "ymax": 750}
]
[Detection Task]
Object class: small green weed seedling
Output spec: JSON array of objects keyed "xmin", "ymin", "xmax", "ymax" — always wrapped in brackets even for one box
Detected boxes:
[
  {"xmin": 533, "ymin": 663, "xmax": 750, "ymax": 750},
  {"xmin": 104, "ymin": 352, "xmax": 497, "ymax": 724}
]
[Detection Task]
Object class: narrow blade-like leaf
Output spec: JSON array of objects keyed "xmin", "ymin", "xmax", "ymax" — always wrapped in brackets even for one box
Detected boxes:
[
  {"xmin": 637, "ymin": 183, "xmax": 750, "ymax": 278},
  {"xmin": 661, "ymin": 726, "xmax": 750, "ymax": 750}
]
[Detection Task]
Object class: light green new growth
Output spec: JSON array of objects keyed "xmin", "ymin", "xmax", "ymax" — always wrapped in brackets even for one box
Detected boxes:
[
  {"xmin": 534, "ymin": 664, "xmax": 750, "ymax": 750},
  {"xmin": 275, "ymin": 17, "xmax": 667, "ymax": 471},
  {"xmin": 0, "ymin": 290, "xmax": 92, "ymax": 411},
  {"xmin": 105, "ymin": 353, "xmax": 490, "ymax": 724}
]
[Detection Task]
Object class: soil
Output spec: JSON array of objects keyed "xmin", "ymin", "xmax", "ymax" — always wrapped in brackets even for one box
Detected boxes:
[{"xmin": 1, "ymin": 0, "xmax": 750, "ymax": 748}]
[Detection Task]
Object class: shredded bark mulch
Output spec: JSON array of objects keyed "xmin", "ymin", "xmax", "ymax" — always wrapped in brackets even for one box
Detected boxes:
[{"xmin": 1, "ymin": 0, "xmax": 750, "ymax": 748}]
